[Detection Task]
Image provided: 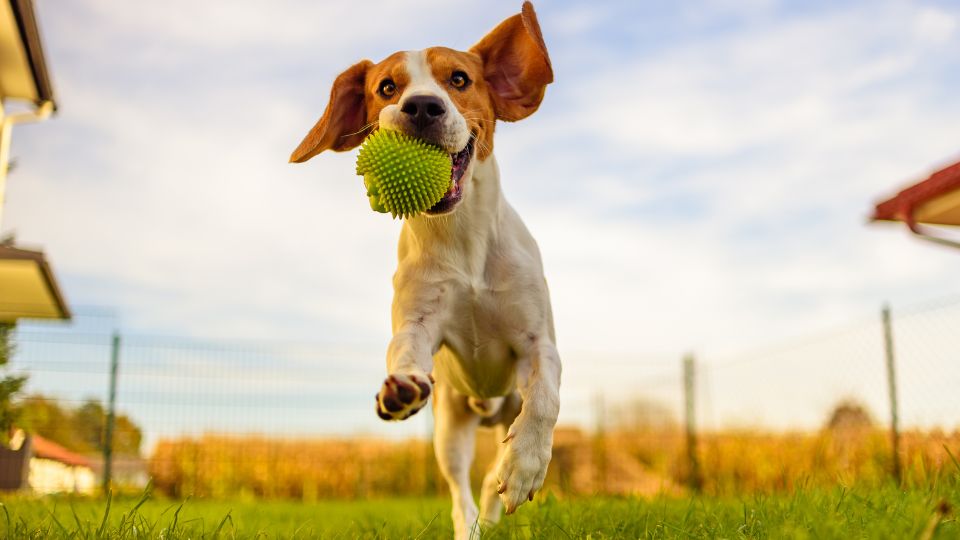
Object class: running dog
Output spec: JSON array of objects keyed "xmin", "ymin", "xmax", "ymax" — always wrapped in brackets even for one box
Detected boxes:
[{"xmin": 290, "ymin": 3, "xmax": 559, "ymax": 537}]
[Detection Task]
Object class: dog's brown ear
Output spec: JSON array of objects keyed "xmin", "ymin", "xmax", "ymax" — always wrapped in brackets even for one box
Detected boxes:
[
  {"xmin": 470, "ymin": 1, "xmax": 553, "ymax": 122},
  {"xmin": 289, "ymin": 60, "xmax": 373, "ymax": 163}
]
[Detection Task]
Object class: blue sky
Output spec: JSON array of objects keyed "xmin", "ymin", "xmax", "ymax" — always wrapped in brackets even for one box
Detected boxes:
[{"xmin": 5, "ymin": 0, "xmax": 960, "ymax": 441}]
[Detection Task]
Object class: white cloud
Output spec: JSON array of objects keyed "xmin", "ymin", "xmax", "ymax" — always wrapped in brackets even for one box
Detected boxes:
[
  {"xmin": 6, "ymin": 1, "xmax": 960, "ymax": 435},
  {"xmin": 495, "ymin": 1, "xmax": 960, "ymax": 359},
  {"xmin": 569, "ymin": 8, "xmax": 946, "ymax": 158},
  {"xmin": 914, "ymin": 6, "xmax": 957, "ymax": 43},
  {"xmin": 546, "ymin": 4, "xmax": 613, "ymax": 37}
]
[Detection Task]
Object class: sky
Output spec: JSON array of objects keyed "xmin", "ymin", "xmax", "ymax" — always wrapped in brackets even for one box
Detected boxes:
[{"xmin": 4, "ymin": 0, "xmax": 960, "ymax": 441}]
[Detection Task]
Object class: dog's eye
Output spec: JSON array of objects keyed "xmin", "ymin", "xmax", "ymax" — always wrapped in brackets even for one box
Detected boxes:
[
  {"xmin": 378, "ymin": 79, "xmax": 397, "ymax": 98},
  {"xmin": 450, "ymin": 71, "xmax": 470, "ymax": 90}
]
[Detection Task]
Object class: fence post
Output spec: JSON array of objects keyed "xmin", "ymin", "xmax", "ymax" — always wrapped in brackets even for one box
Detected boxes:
[
  {"xmin": 683, "ymin": 354, "xmax": 702, "ymax": 492},
  {"xmin": 103, "ymin": 332, "xmax": 120, "ymax": 494},
  {"xmin": 881, "ymin": 304, "xmax": 901, "ymax": 485},
  {"xmin": 593, "ymin": 392, "xmax": 607, "ymax": 493}
]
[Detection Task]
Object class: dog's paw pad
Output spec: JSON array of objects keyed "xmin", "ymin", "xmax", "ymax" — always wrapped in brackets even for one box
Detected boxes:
[{"xmin": 375, "ymin": 373, "xmax": 432, "ymax": 421}]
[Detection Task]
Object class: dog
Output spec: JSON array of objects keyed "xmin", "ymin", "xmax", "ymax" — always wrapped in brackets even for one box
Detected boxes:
[{"xmin": 290, "ymin": 3, "xmax": 560, "ymax": 538}]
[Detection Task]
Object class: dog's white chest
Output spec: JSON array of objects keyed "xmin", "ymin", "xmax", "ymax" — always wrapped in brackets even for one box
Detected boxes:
[{"xmin": 434, "ymin": 283, "xmax": 518, "ymax": 398}]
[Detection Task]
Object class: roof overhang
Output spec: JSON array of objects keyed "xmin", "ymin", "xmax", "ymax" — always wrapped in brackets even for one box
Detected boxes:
[
  {"xmin": 872, "ymin": 158, "xmax": 960, "ymax": 249},
  {"xmin": 0, "ymin": 245, "xmax": 70, "ymax": 322},
  {"xmin": 0, "ymin": 0, "xmax": 55, "ymax": 108}
]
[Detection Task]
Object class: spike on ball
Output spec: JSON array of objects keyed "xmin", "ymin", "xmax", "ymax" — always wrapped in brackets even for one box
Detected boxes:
[{"xmin": 355, "ymin": 130, "xmax": 451, "ymax": 219}]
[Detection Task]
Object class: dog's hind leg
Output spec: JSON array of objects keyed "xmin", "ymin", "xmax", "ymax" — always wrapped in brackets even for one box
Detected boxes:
[
  {"xmin": 479, "ymin": 391, "xmax": 521, "ymax": 527},
  {"xmin": 434, "ymin": 380, "xmax": 482, "ymax": 540}
]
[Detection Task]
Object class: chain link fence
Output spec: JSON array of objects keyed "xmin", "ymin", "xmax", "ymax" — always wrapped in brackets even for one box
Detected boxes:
[{"xmin": 3, "ymin": 297, "xmax": 959, "ymax": 498}]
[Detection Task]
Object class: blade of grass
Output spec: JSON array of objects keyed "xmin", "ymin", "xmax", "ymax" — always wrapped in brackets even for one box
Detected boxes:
[
  {"xmin": 128, "ymin": 482, "xmax": 153, "ymax": 515},
  {"xmin": 213, "ymin": 510, "xmax": 233, "ymax": 539},
  {"xmin": 95, "ymin": 489, "xmax": 112, "ymax": 539},
  {"xmin": 1, "ymin": 502, "xmax": 11, "ymax": 539},
  {"xmin": 168, "ymin": 500, "xmax": 187, "ymax": 535},
  {"xmin": 69, "ymin": 501, "xmax": 85, "ymax": 533},
  {"xmin": 45, "ymin": 507, "xmax": 70, "ymax": 538},
  {"xmin": 546, "ymin": 516, "xmax": 573, "ymax": 539},
  {"xmin": 412, "ymin": 512, "xmax": 441, "ymax": 540},
  {"xmin": 835, "ymin": 486, "xmax": 847, "ymax": 512},
  {"xmin": 943, "ymin": 444, "xmax": 960, "ymax": 476}
]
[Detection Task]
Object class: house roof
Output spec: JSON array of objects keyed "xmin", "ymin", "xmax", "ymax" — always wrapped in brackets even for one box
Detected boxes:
[
  {"xmin": 31, "ymin": 434, "xmax": 92, "ymax": 468},
  {"xmin": 872, "ymin": 159, "xmax": 960, "ymax": 227},
  {"xmin": 0, "ymin": 0, "xmax": 55, "ymax": 107},
  {"xmin": 0, "ymin": 244, "xmax": 71, "ymax": 322}
]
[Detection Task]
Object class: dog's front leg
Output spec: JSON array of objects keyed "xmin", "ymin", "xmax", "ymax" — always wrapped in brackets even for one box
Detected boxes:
[
  {"xmin": 495, "ymin": 335, "xmax": 561, "ymax": 514},
  {"xmin": 375, "ymin": 312, "xmax": 440, "ymax": 421}
]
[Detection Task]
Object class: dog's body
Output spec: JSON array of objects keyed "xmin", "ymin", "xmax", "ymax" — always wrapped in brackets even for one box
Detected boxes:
[{"xmin": 291, "ymin": 4, "xmax": 560, "ymax": 538}]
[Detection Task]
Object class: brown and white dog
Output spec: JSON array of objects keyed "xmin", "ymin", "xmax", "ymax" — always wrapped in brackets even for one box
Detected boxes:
[{"xmin": 290, "ymin": 3, "xmax": 559, "ymax": 537}]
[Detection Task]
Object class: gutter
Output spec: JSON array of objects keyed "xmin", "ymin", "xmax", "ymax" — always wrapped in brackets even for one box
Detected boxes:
[
  {"xmin": 904, "ymin": 213, "xmax": 960, "ymax": 250},
  {"xmin": 9, "ymin": 0, "xmax": 56, "ymax": 108},
  {"xmin": 0, "ymin": 99, "xmax": 54, "ymax": 229}
]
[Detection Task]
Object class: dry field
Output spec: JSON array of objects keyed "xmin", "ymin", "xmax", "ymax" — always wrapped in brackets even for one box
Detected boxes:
[{"xmin": 148, "ymin": 426, "xmax": 960, "ymax": 499}]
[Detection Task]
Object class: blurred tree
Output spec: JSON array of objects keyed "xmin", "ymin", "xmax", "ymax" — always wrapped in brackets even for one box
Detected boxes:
[
  {"xmin": 16, "ymin": 394, "xmax": 142, "ymax": 455},
  {"xmin": 0, "ymin": 324, "xmax": 28, "ymax": 444},
  {"xmin": 112, "ymin": 414, "xmax": 144, "ymax": 456},
  {"xmin": 826, "ymin": 399, "xmax": 874, "ymax": 432},
  {"xmin": 73, "ymin": 399, "xmax": 107, "ymax": 451},
  {"xmin": 18, "ymin": 395, "xmax": 84, "ymax": 450}
]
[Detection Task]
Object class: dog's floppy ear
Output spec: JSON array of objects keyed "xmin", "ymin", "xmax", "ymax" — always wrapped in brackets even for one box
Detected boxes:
[
  {"xmin": 470, "ymin": 1, "xmax": 553, "ymax": 122},
  {"xmin": 289, "ymin": 60, "xmax": 373, "ymax": 163}
]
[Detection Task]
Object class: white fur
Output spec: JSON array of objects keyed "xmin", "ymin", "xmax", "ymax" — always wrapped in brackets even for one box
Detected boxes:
[
  {"xmin": 375, "ymin": 126, "xmax": 561, "ymax": 538},
  {"xmin": 363, "ymin": 45, "xmax": 560, "ymax": 539}
]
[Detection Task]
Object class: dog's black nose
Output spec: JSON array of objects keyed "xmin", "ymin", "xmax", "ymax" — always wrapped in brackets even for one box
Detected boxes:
[{"xmin": 401, "ymin": 95, "xmax": 446, "ymax": 128}]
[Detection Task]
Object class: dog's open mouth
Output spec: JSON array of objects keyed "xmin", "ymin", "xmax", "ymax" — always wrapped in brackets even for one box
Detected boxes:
[{"xmin": 425, "ymin": 139, "xmax": 475, "ymax": 215}]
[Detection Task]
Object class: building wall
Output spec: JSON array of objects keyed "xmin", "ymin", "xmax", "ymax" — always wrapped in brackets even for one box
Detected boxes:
[{"xmin": 28, "ymin": 458, "xmax": 96, "ymax": 494}]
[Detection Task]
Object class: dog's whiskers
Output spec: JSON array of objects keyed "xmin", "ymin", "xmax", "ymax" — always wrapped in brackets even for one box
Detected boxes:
[
  {"xmin": 342, "ymin": 120, "xmax": 379, "ymax": 139},
  {"xmin": 469, "ymin": 132, "xmax": 491, "ymax": 156}
]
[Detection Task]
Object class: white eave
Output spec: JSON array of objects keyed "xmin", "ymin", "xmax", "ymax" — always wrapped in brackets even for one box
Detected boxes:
[{"xmin": 0, "ymin": 0, "xmax": 55, "ymax": 108}]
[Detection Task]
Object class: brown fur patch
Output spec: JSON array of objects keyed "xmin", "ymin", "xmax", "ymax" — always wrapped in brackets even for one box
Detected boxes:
[{"xmin": 425, "ymin": 47, "xmax": 497, "ymax": 160}]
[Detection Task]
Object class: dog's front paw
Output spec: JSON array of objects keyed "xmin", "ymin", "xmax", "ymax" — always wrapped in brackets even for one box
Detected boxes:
[
  {"xmin": 375, "ymin": 373, "xmax": 432, "ymax": 421},
  {"xmin": 495, "ymin": 418, "xmax": 552, "ymax": 514}
]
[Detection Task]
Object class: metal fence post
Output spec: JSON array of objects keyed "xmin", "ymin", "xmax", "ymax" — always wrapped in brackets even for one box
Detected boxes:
[
  {"xmin": 683, "ymin": 354, "xmax": 702, "ymax": 492},
  {"xmin": 103, "ymin": 332, "xmax": 120, "ymax": 493},
  {"xmin": 593, "ymin": 392, "xmax": 607, "ymax": 493},
  {"xmin": 881, "ymin": 304, "xmax": 901, "ymax": 485}
]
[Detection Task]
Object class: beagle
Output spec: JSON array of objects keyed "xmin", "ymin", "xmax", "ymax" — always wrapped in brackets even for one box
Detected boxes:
[{"xmin": 290, "ymin": 3, "xmax": 559, "ymax": 538}]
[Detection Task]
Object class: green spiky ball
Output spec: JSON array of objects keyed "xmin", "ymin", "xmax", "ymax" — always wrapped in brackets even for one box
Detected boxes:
[{"xmin": 355, "ymin": 130, "xmax": 451, "ymax": 219}]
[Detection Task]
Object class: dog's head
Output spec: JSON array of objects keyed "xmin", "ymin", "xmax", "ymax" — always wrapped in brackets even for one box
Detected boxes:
[{"xmin": 290, "ymin": 1, "xmax": 553, "ymax": 216}]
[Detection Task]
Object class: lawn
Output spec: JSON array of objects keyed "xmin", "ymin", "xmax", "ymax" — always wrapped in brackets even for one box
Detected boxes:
[{"xmin": 1, "ymin": 483, "xmax": 957, "ymax": 539}]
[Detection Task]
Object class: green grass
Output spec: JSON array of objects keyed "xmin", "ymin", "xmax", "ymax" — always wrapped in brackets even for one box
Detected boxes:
[{"xmin": 1, "ymin": 484, "xmax": 957, "ymax": 539}]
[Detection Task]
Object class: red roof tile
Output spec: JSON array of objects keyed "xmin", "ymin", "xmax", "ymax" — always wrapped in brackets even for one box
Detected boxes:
[
  {"xmin": 873, "ymin": 160, "xmax": 960, "ymax": 223},
  {"xmin": 30, "ymin": 434, "xmax": 93, "ymax": 468}
]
